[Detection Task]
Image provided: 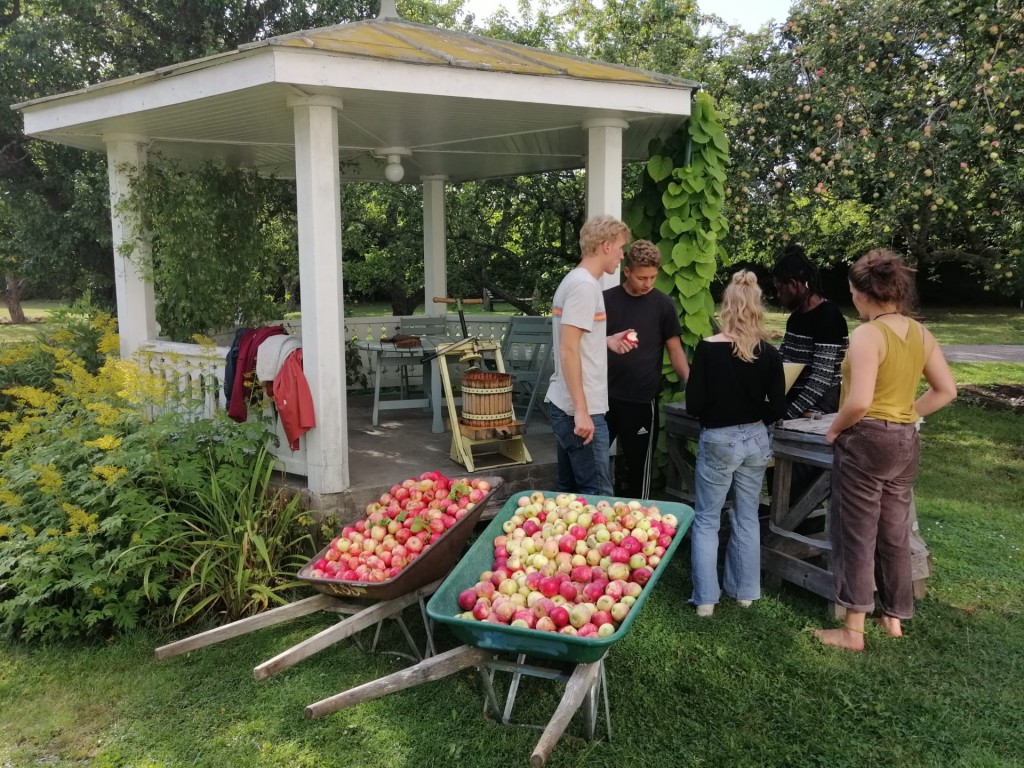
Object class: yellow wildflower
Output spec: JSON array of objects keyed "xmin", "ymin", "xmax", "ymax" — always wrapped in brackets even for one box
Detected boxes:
[
  {"xmin": 20, "ymin": 524, "xmax": 36, "ymax": 538},
  {"xmin": 191, "ymin": 333, "xmax": 216, "ymax": 350},
  {"xmin": 62, "ymin": 502, "xmax": 98, "ymax": 533},
  {"xmin": 85, "ymin": 435, "xmax": 123, "ymax": 451},
  {"xmin": 0, "ymin": 524, "xmax": 14, "ymax": 538},
  {"xmin": 36, "ymin": 541, "xmax": 59, "ymax": 555},
  {"xmin": 1, "ymin": 421, "xmax": 33, "ymax": 448},
  {"xmin": 97, "ymin": 331, "xmax": 121, "ymax": 356},
  {"xmin": 85, "ymin": 401, "xmax": 125, "ymax": 426},
  {"xmin": 44, "ymin": 527, "xmax": 62, "ymax": 537},
  {"xmin": 90, "ymin": 586, "xmax": 105, "ymax": 598},
  {"xmin": 2, "ymin": 386, "xmax": 59, "ymax": 412},
  {"xmin": 92, "ymin": 465, "xmax": 127, "ymax": 485},
  {"xmin": 32, "ymin": 464, "xmax": 63, "ymax": 494},
  {"xmin": 0, "ymin": 344, "xmax": 34, "ymax": 366},
  {"xmin": 0, "ymin": 489, "xmax": 22, "ymax": 507}
]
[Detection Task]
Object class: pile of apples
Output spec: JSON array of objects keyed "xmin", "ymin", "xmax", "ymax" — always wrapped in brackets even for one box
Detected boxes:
[
  {"xmin": 308, "ymin": 472, "xmax": 492, "ymax": 583},
  {"xmin": 455, "ymin": 492, "xmax": 679, "ymax": 638}
]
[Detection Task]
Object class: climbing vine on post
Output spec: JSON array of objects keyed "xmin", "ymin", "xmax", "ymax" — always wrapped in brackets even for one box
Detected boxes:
[
  {"xmin": 623, "ymin": 91, "xmax": 730, "ymax": 484},
  {"xmin": 625, "ymin": 91, "xmax": 730, "ymax": 352}
]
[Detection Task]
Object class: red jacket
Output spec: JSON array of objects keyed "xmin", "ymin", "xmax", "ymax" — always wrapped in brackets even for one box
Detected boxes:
[
  {"xmin": 227, "ymin": 326, "xmax": 286, "ymax": 422},
  {"xmin": 272, "ymin": 349, "xmax": 316, "ymax": 450}
]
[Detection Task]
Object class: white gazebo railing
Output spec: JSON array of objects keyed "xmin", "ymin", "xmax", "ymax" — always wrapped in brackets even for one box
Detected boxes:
[{"xmin": 138, "ymin": 314, "xmax": 522, "ymax": 477}]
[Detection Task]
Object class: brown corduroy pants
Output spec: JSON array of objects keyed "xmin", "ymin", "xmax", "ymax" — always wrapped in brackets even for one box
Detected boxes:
[{"xmin": 828, "ymin": 418, "xmax": 921, "ymax": 619}]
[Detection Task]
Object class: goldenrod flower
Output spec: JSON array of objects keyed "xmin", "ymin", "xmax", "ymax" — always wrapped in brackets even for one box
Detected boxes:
[
  {"xmin": 20, "ymin": 524, "xmax": 36, "ymax": 538},
  {"xmin": 36, "ymin": 541, "xmax": 59, "ymax": 555},
  {"xmin": 62, "ymin": 502, "xmax": 98, "ymax": 533},
  {"xmin": 92, "ymin": 465, "xmax": 127, "ymax": 485},
  {"xmin": 85, "ymin": 401, "xmax": 124, "ymax": 426},
  {"xmin": 85, "ymin": 435, "xmax": 123, "ymax": 451},
  {"xmin": 0, "ymin": 489, "xmax": 22, "ymax": 507},
  {"xmin": 2, "ymin": 386, "xmax": 59, "ymax": 412},
  {"xmin": 1, "ymin": 422, "xmax": 32, "ymax": 448},
  {"xmin": 31, "ymin": 464, "xmax": 63, "ymax": 494},
  {"xmin": 0, "ymin": 524, "xmax": 14, "ymax": 538}
]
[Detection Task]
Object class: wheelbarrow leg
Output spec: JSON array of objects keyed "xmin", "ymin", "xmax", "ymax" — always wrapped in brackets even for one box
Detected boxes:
[
  {"xmin": 502, "ymin": 653, "xmax": 529, "ymax": 724},
  {"xmin": 529, "ymin": 661, "xmax": 602, "ymax": 768},
  {"xmin": 154, "ymin": 594, "xmax": 339, "ymax": 660},
  {"xmin": 253, "ymin": 590, "xmax": 422, "ymax": 680},
  {"xmin": 305, "ymin": 645, "xmax": 493, "ymax": 719}
]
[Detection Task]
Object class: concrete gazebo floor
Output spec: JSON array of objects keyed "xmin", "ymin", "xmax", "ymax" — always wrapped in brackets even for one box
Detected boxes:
[{"xmin": 290, "ymin": 393, "xmax": 559, "ymax": 521}]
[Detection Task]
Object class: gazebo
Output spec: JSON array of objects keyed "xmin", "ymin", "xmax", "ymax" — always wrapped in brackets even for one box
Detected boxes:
[{"xmin": 13, "ymin": 1, "xmax": 697, "ymax": 508}]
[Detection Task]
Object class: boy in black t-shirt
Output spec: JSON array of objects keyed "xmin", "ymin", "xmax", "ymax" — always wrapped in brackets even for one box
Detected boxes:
[{"xmin": 604, "ymin": 240, "xmax": 690, "ymax": 499}]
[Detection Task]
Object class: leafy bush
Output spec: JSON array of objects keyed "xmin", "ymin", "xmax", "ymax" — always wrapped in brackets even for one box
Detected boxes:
[{"xmin": 0, "ymin": 310, "xmax": 312, "ymax": 640}]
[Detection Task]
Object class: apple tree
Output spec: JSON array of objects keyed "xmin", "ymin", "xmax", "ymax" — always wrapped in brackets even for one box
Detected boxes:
[{"xmin": 717, "ymin": 0, "xmax": 1023, "ymax": 297}]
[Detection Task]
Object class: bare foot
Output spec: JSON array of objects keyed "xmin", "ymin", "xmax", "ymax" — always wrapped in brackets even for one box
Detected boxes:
[
  {"xmin": 872, "ymin": 616, "xmax": 903, "ymax": 637},
  {"xmin": 813, "ymin": 627, "xmax": 865, "ymax": 651}
]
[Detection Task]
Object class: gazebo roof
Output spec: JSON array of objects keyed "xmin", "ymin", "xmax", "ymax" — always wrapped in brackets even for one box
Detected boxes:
[{"xmin": 14, "ymin": 16, "xmax": 698, "ymax": 182}]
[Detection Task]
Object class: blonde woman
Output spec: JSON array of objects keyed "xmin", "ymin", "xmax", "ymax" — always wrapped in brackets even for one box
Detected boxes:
[{"xmin": 686, "ymin": 270, "xmax": 786, "ymax": 617}]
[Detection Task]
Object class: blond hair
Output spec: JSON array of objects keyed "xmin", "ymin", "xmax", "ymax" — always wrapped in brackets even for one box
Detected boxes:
[
  {"xmin": 719, "ymin": 270, "xmax": 771, "ymax": 363},
  {"xmin": 579, "ymin": 215, "xmax": 629, "ymax": 257}
]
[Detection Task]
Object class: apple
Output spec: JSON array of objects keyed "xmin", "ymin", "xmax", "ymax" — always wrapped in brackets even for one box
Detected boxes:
[
  {"xmin": 630, "ymin": 567, "xmax": 653, "ymax": 586},
  {"xmin": 549, "ymin": 605, "xmax": 570, "ymax": 628},
  {"xmin": 610, "ymin": 602, "xmax": 631, "ymax": 622},
  {"xmin": 595, "ymin": 594, "xmax": 615, "ymax": 612},
  {"xmin": 569, "ymin": 604, "xmax": 592, "ymax": 629},
  {"xmin": 535, "ymin": 616, "xmax": 557, "ymax": 632}
]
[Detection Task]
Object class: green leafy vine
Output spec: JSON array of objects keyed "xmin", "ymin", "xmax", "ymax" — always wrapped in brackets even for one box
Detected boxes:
[
  {"xmin": 623, "ymin": 92, "xmax": 731, "ymax": 486},
  {"xmin": 625, "ymin": 91, "xmax": 731, "ymax": 351}
]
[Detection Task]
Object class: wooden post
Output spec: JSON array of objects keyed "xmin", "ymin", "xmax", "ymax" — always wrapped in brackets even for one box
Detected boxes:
[
  {"xmin": 529, "ymin": 661, "xmax": 602, "ymax": 768},
  {"xmin": 253, "ymin": 588, "xmax": 423, "ymax": 680},
  {"xmin": 304, "ymin": 645, "xmax": 492, "ymax": 719},
  {"xmin": 154, "ymin": 595, "xmax": 339, "ymax": 660}
]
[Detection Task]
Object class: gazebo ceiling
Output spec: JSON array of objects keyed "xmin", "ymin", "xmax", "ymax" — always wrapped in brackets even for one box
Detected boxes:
[{"xmin": 14, "ymin": 16, "xmax": 699, "ymax": 183}]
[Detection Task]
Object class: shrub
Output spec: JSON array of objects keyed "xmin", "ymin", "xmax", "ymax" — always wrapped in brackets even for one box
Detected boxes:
[{"xmin": 0, "ymin": 310, "xmax": 311, "ymax": 640}]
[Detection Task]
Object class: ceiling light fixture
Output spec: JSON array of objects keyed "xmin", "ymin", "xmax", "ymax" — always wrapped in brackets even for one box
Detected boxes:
[{"xmin": 374, "ymin": 147, "xmax": 412, "ymax": 183}]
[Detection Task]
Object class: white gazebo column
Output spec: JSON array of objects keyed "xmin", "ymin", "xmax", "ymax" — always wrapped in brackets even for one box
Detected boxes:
[
  {"xmin": 583, "ymin": 117, "xmax": 630, "ymax": 289},
  {"xmin": 422, "ymin": 175, "xmax": 448, "ymax": 318},
  {"xmin": 289, "ymin": 95, "xmax": 349, "ymax": 498},
  {"xmin": 104, "ymin": 134, "xmax": 158, "ymax": 358}
]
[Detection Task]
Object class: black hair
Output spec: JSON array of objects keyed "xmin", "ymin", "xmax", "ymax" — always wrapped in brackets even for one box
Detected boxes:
[{"xmin": 771, "ymin": 243, "xmax": 823, "ymax": 296}]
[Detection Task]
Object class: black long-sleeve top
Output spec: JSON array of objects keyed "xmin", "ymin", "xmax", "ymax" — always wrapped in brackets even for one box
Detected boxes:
[{"xmin": 686, "ymin": 339, "xmax": 786, "ymax": 429}]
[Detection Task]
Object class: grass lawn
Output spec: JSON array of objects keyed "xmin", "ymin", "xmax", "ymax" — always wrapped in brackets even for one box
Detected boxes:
[
  {"xmin": 0, "ymin": 299, "xmax": 65, "ymax": 342},
  {"xmin": 5, "ymin": 300, "xmax": 1021, "ymax": 346},
  {"xmin": 1, "ymin": 359, "xmax": 1022, "ymax": 766},
  {"xmin": 763, "ymin": 304, "xmax": 1024, "ymax": 345}
]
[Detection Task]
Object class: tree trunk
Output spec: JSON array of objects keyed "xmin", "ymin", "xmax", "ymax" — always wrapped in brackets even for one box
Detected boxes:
[{"xmin": 3, "ymin": 274, "xmax": 27, "ymax": 323}]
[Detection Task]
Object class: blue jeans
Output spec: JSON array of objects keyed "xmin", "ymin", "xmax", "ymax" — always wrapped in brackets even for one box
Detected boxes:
[
  {"xmin": 547, "ymin": 403, "xmax": 613, "ymax": 497},
  {"xmin": 690, "ymin": 422, "xmax": 772, "ymax": 605}
]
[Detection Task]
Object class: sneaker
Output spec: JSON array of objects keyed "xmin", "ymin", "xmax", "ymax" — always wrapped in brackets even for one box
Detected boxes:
[
  {"xmin": 737, "ymin": 600, "xmax": 753, "ymax": 608},
  {"xmin": 695, "ymin": 604, "xmax": 715, "ymax": 617}
]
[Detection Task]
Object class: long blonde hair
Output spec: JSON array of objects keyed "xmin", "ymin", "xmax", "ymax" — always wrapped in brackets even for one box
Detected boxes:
[{"xmin": 719, "ymin": 270, "xmax": 770, "ymax": 362}]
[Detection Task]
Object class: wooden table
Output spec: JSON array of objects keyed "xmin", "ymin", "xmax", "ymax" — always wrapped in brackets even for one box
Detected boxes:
[
  {"xmin": 663, "ymin": 403, "xmax": 931, "ymax": 616},
  {"xmin": 359, "ymin": 338, "xmax": 446, "ymax": 433}
]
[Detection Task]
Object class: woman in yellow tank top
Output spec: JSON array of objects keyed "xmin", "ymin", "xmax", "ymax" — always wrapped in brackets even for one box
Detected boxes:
[{"xmin": 814, "ymin": 250, "xmax": 957, "ymax": 651}]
